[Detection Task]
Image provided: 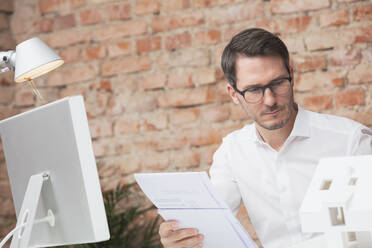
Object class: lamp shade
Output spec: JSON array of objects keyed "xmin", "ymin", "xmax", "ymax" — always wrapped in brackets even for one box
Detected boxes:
[{"xmin": 14, "ymin": 37, "xmax": 64, "ymax": 83}]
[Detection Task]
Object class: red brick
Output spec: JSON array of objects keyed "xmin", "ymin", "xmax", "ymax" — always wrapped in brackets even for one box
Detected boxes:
[
  {"xmin": 195, "ymin": 68, "xmax": 216, "ymax": 85},
  {"xmin": 319, "ymin": 9, "xmax": 349, "ymax": 27},
  {"xmin": 82, "ymin": 45, "xmax": 106, "ymax": 61},
  {"xmin": 202, "ymin": 105, "xmax": 230, "ymax": 122},
  {"xmin": 101, "ymin": 56, "xmax": 151, "ymax": 76},
  {"xmin": 53, "ymin": 14, "xmax": 76, "ymax": 30},
  {"xmin": 144, "ymin": 112, "xmax": 168, "ymax": 131},
  {"xmin": 208, "ymin": 2, "xmax": 264, "ymax": 25},
  {"xmin": 59, "ymin": 46, "xmax": 81, "ymax": 64},
  {"xmin": 338, "ymin": 109, "xmax": 372, "ymax": 126},
  {"xmin": 303, "ymin": 95, "xmax": 333, "ymax": 111},
  {"xmin": 105, "ymin": 4, "xmax": 131, "ymax": 20},
  {"xmin": 335, "ymin": 90, "xmax": 365, "ymax": 107},
  {"xmin": 141, "ymin": 73, "xmax": 167, "ymax": 90},
  {"xmin": 171, "ymin": 108, "xmax": 200, "ymax": 126},
  {"xmin": 44, "ymin": 29, "xmax": 91, "ymax": 48},
  {"xmin": 155, "ymin": 133, "xmax": 188, "ymax": 151},
  {"xmin": 304, "ymin": 26, "xmax": 372, "ymax": 51},
  {"xmin": 115, "ymin": 138, "xmax": 132, "ymax": 155},
  {"xmin": 281, "ymin": 16, "xmax": 312, "ymax": 33},
  {"xmin": 280, "ymin": 35, "xmax": 305, "ymax": 53},
  {"xmin": 292, "ymin": 54, "xmax": 326, "ymax": 73},
  {"xmin": 230, "ymin": 104, "xmax": 250, "ymax": 121},
  {"xmin": 39, "ymin": 0, "xmax": 85, "ymax": 14},
  {"xmin": 118, "ymin": 156, "xmax": 142, "ymax": 175},
  {"xmin": 0, "ymin": 107, "xmax": 19, "ymax": 122},
  {"xmin": 106, "ymin": 95, "xmax": 124, "ymax": 116},
  {"xmin": 59, "ymin": 84, "xmax": 87, "ymax": 98},
  {"xmin": 223, "ymin": 26, "xmax": 246, "ymax": 42},
  {"xmin": 194, "ymin": 30, "xmax": 221, "ymax": 45},
  {"xmin": 354, "ymin": 25, "xmax": 372, "ymax": 43},
  {"xmin": 0, "ymin": 141, "xmax": 4, "ymax": 162},
  {"xmin": 255, "ymin": 16, "xmax": 312, "ymax": 34},
  {"xmin": 255, "ymin": 20, "xmax": 281, "ymax": 35},
  {"xmin": 161, "ymin": 0, "xmax": 190, "ymax": 12},
  {"xmin": 328, "ymin": 48, "xmax": 361, "ymax": 67},
  {"xmin": 0, "ymin": 199, "xmax": 15, "ymax": 217},
  {"xmin": 135, "ymin": 0, "xmax": 160, "ymax": 15},
  {"xmin": 0, "ymin": 14, "xmax": 8, "ymax": 30},
  {"xmin": 125, "ymin": 94, "xmax": 158, "ymax": 113},
  {"xmin": 15, "ymin": 87, "xmax": 34, "ymax": 107},
  {"xmin": 89, "ymin": 119, "xmax": 113, "ymax": 139},
  {"xmin": 166, "ymin": 33, "xmax": 192, "ymax": 51},
  {"xmin": 34, "ymin": 18, "xmax": 53, "ymax": 33},
  {"xmin": 167, "ymin": 70, "xmax": 193, "ymax": 89},
  {"xmin": 0, "ymin": 32, "xmax": 14, "ymax": 50},
  {"xmin": 172, "ymin": 150, "xmax": 200, "ymax": 168},
  {"xmin": 85, "ymin": 91, "xmax": 111, "ymax": 117},
  {"xmin": 158, "ymin": 87, "xmax": 214, "ymax": 107},
  {"xmin": 216, "ymin": 82, "xmax": 231, "ymax": 103},
  {"xmin": 142, "ymin": 152, "xmax": 170, "ymax": 170},
  {"xmin": 364, "ymin": 47, "xmax": 372, "ymax": 62},
  {"xmin": 159, "ymin": 49, "xmax": 210, "ymax": 68},
  {"xmin": 188, "ymin": 128, "xmax": 222, "ymax": 147},
  {"xmin": 136, "ymin": 36, "xmax": 162, "ymax": 54},
  {"xmin": 0, "ymin": 86, "xmax": 14, "ymax": 104},
  {"xmin": 80, "ymin": 9, "xmax": 103, "ymax": 25},
  {"xmin": 93, "ymin": 21, "xmax": 147, "ymax": 41},
  {"xmin": 0, "ymin": 0, "xmax": 13, "ymax": 12},
  {"xmin": 106, "ymin": 40, "xmax": 132, "ymax": 58},
  {"xmin": 151, "ymin": 12, "xmax": 204, "ymax": 33},
  {"xmin": 191, "ymin": 0, "xmax": 218, "ymax": 8},
  {"xmin": 295, "ymin": 71, "xmax": 345, "ymax": 92},
  {"xmin": 46, "ymin": 64, "xmax": 96, "ymax": 86},
  {"xmin": 95, "ymin": 80, "xmax": 112, "ymax": 92},
  {"xmin": 93, "ymin": 138, "xmax": 129, "ymax": 157},
  {"xmin": 114, "ymin": 117, "xmax": 142, "ymax": 135},
  {"xmin": 203, "ymin": 144, "xmax": 219, "ymax": 165},
  {"xmin": 0, "ymin": 181, "xmax": 11, "ymax": 198},
  {"xmin": 353, "ymin": 4, "xmax": 372, "ymax": 21},
  {"xmin": 270, "ymin": 0, "xmax": 330, "ymax": 14},
  {"xmin": 348, "ymin": 63, "xmax": 372, "ymax": 84}
]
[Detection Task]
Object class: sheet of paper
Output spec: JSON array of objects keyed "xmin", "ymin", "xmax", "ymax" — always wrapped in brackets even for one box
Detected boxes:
[
  {"xmin": 135, "ymin": 172, "xmax": 228, "ymax": 209},
  {"xmin": 135, "ymin": 172, "xmax": 258, "ymax": 248}
]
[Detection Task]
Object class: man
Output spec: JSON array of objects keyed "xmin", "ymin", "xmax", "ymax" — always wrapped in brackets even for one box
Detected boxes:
[{"xmin": 158, "ymin": 28, "xmax": 372, "ymax": 248}]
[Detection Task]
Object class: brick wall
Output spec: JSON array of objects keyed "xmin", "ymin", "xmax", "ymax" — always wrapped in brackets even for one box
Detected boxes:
[{"xmin": 0, "ymin": 0, "xmax": 372, "ymax": 246}]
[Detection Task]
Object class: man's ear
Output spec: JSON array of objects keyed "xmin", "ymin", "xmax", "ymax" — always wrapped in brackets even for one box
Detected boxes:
[{"xmin": 226, "ymin": 83, "xmax": 240, "ymax": 105}]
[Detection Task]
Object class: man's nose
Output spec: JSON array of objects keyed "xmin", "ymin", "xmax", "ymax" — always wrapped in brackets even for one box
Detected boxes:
[{"xmin": 262, "ymin": 87, "xmax": 276, "ymax": 106}]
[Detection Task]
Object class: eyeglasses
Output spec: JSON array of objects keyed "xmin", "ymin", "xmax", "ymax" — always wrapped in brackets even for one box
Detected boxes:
[{"xmin": 234, "ymin": 77, "xmax": 292, "ymax": 103}]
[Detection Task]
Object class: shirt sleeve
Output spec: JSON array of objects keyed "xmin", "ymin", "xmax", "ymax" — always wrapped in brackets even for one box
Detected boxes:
[
  {"xmin": 349, "ymin": 125, "xmax": 372, "ymax": 155},
  {"xmin": 209, "ymin": 138, "xmax": 242, "ymax": 216}
]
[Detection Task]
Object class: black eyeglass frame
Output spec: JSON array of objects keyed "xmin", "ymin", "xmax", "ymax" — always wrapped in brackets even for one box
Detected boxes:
[{"xmin": 233, "ymin": 76, "xmax": 293, "ymax": 103}]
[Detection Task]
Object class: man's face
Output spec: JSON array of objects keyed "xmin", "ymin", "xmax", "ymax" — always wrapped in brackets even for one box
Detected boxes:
[{"xmin": 227, "ymin": 55, "xmax": 294, "ymax": 130}]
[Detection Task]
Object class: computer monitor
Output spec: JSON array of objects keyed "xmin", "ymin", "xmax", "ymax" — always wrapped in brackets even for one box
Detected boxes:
[{"xmin": 0, "ymin": 95, "xmax": 109, "ymax": 247}]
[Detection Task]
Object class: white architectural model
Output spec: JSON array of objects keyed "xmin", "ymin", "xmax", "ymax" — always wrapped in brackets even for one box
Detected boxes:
[{"xmin": 292, "ymin": 155, "xmax": 372, "ymax": 248}]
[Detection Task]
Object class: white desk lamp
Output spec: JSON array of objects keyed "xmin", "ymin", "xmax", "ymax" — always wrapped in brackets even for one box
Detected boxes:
[{"xmin": 0, "ymin": 37, "xmax": 64, "ymax": 82}]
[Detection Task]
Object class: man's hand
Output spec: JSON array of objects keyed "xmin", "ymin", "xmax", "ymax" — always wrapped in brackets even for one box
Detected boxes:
[{"xmin": 159, "ymin": 220, "xmax": 204, "ymax": 248}]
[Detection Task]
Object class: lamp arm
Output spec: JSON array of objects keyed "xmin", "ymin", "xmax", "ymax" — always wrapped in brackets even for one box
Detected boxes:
[{"xmin": 0, "ymin": 50, "xmax": 16, "ymax": 73}]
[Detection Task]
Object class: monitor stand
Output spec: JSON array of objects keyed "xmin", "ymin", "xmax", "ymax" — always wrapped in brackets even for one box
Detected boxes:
[{"xmin": 9, "ymin": 172, "xmax": 55, "ymax": 248}]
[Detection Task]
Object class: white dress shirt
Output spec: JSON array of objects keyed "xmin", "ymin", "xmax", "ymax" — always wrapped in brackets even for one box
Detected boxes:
[{"xmin": 210, "ymin": 106, "xmax": 372, "ymax": 248}]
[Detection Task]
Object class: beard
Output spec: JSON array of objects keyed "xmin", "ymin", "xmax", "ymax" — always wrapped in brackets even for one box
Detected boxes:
[
  {"xmin": 256, "ymin": 103, "xmax": 292, "ymax": 130},
  {"xmin": 240, "ymin": 91, "xmax": 295, "ymax": 131}
]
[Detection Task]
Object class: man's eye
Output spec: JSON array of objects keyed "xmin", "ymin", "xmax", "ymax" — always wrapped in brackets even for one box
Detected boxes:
[
  {"xmin": 271, "ymin": 80, "xmax": 285, "ymax": 87},
  {"xmin": 246, "ymin": 87, "xmax": 260, "ymax": 93}
]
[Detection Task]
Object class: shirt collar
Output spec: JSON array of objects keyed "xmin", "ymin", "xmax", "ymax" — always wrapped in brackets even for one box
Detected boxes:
[
  {"xmin": 245, "ymin": 104, "xmax": 311, "ymax": 143},
  {"xmin": 289, "ymin": 105, "xmax": 311, "ymax": 138}
]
